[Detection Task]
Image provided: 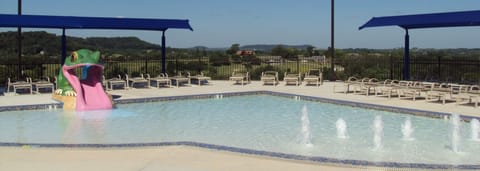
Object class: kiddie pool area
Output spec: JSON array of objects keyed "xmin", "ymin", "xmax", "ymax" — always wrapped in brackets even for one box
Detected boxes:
[{"xmin": 1, "ymin": 85, "xmax": 480, "ymax": 170}]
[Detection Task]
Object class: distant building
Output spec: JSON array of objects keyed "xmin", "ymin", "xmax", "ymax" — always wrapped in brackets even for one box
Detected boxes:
[
  {"xmin": 306, "ymin": 55, "xmax": 326, "ymax": 63},
  {"xmin": 236, "ymin": 50, "xmax": 255, "ymax": 56},
  {"xmin": 258, "ymin": 56, "xmax": 282, "ymax": 65}
]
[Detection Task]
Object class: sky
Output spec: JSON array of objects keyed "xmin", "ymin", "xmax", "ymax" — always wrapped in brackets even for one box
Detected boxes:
[{"xmin": 1, "ymin": 0, "xmax": 480, "ymax": 49}]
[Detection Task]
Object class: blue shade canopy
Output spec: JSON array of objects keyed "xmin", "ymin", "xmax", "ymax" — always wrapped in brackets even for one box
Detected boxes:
[
  {"xmin": 359, "ymin": 10, "xmax": 480, "ymax": 30},
  {"xmin": 0, "ymin": 14, "xmax": 193, "ymax": 31}
]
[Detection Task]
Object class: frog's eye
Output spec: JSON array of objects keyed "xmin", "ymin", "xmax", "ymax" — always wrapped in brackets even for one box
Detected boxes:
[{"xmin": 71, "ymin": 52, "xmax": 78, "ymax": 62}]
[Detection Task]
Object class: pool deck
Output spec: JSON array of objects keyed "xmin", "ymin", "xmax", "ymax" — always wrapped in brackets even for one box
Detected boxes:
[{"xmin": 1, "ymin": 80, "xmax": 479, "ymax": 171}]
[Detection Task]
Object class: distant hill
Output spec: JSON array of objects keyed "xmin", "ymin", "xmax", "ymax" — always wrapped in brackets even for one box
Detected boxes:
[
  {"xmin": 1, "ymin": 31, "xmax": 316, "ymax": 57},
  {"xmin": 0, "ymin": 31, "xmax": 162, "ymax": 58}
]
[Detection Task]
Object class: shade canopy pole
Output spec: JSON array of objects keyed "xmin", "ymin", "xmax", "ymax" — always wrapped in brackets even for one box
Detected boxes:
[
  {"xmin": 17, "ymin": 0, "xmax": 22, "ymax": 78},
  {"xmin": 61, "ymin": 28, "xmax": 67, "ymax": 64},
  {"xmin": 404, "ymin": 29, "xmax": 410, "ymax": 80},
  {"xmin": 330, "ymin": 0, "xmax": 335, "ymax": 80},
  {"xmin": 161, "ymin": 31, "xmax": 166, "ymax": 74}
]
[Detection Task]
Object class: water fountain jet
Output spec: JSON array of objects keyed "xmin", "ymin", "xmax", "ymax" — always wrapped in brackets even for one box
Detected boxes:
[
  {"xmin": 471, "ymin": 119, "xmax": 479, "ymax": 141},
  {"xmin": 401, "ymin": 116, "xmax": 414, "ymax": 141},
  {"xmin": 300, "ymin": 105, "xmax": 313, "ymax": 147},
  {"xmin": 373, "ymin": 115, "xmax": 383, "ymax": 150},
  {"xmin": 450, "ymin": 114, "xmax": 461, "ymax": 153},
  {"xmin": 336, "ymin": 118, "xmax": 348, "ymax": 139}
]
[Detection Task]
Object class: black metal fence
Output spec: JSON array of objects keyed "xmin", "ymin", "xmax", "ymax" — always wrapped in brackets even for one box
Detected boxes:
[
  {"xmin": 2, "ymin": 55, "xmax": 480, "ymax": 86},
  {"xmin": 336, "ymin": 55, "xmax": 480, "ymax": 84},
  {"xmin": 406, "ymin": 57, "xmax": 480, "ymax": 84}
]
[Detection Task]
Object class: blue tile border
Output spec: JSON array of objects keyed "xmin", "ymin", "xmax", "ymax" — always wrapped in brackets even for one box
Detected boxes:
[
  {"xmin": 1, "ymin": 90, "xmax": 480, "ymax": 169},
  {"xmin": 1, "ymin": 141, "xmax": 478, "ymax": 170}
]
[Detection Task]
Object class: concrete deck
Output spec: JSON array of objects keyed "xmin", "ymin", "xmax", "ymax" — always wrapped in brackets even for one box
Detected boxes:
[{"xmin": 1, "ymin": 80, "xmax": 478, "ymax": 171}]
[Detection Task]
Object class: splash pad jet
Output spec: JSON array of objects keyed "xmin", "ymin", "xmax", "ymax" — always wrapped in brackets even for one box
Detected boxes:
[{"xmin": 52, "ymin": 49, "xmax": 113, "ymax": 110}]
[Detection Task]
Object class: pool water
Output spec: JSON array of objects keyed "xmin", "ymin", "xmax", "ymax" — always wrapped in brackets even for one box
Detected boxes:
[{"xmin": 1, "ymin": 95, "xmax": 479, "ymax": 165}]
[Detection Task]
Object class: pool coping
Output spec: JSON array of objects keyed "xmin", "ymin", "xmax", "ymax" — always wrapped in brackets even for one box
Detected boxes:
[{"xmin": 1, "ymin": 90, "xmax": 479, "ymax": 169}]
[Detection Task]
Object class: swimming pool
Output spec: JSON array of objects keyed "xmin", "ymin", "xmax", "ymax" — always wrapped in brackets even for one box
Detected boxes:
[{"xmin": 1, "ymin": 93, "xmax": 479, "ymax": 168}]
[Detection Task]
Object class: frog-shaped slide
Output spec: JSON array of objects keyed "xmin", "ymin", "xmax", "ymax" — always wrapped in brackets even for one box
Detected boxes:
[{"xmin": 52, "ymin": 49, "xmax": 113, "ymax": 111}]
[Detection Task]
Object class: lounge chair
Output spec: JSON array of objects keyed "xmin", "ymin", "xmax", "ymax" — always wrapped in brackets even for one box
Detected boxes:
[
  {"xmin": 424, "ymin": 83, "xmax": 449, "ymax": 104},
  {"xmin": 349, "ymin": 77, "xmax": 369, "ymax": 94},
  {"xmin": 397, "ymin": 81, "xmax": 426, "ymax": 101},
  {"xmin": 7, "ymin": 77, "xmax": 33, "ymax": 95},
  {"xmin": 354, "ymin": 78, "xmax": 379, "ymax": 96},
  {"xmin": 104, "ymin": 75, "xmax": 127, "ymax": 90},
  {"xmin": 32, "ymin": 76, "xmax": 55, "ymax": 94},
  {"xmin": 147, "ymin": 73, "xmax": 172, "ymax": 88},
  {"xmin": 261, "ymin": 71, "xmax": 279, "ymax": 86},
  {"xmin": 426, "ymin": 83, "xmax": 469, "ymax": 105},
  {"xmin": 189, "ymin": 72, "xmax": 211, "ymax": 86},
  {"xmin": 229, "ymin": 71, "xmax": 250, "ymax": 85},
  {"xmin": 170, "ymin": 72, "xmax": 191, "ymax": 87},
  {"xmin": 333, "ymin": 76, "xmax": 359, "ymax": 94},
  {"xmin": 374, "ymin": 79, "xmax": 400, "ymax": 99},
  {"xmin": 303, "ymin": 69, "xmax": 323, "ymax": 86},
  {"xmin": 126, "ymin": 73, "xmax": 149, "ymax": 89},
  {"xmin": 454, "ymin": 85, "xmax": 480, "ymax": 107},
  {"xmin": 284, "ymin": 72, "xmax": 301, "ymax": 86}
]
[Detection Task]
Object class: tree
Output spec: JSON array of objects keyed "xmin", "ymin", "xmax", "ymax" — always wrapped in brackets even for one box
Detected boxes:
[
  {"xmin": 323, "ymin": 47, "xmax": 344, "ymax": 59},
  {"xmin": 242, "ymin": 55, "xmax": 261, "ymax": 65},
  {"xmin": 271, "ymin": 45, "xmax": 298, "ymax": 60},
  {"xmin": 226, "ymin": 44, "xmax": 240, "ymax": 55},
  {"xmin": 306, "ymin": 46, "xmax": 315, "ymax": 57},
  {"xmin": 271, "ymin": 45, "xmax": 287, "ymax": 57},
  {"xmin": 209, "ymin": 51, "xmax": 230, "ymax": 66}
]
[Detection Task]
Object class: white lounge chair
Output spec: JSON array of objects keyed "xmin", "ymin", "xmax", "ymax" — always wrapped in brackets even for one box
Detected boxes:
[
  {"xmin": 333, "ymin": 76, "xmax": 360, "ymax": 94},
  {"xmin": 284, "ymin": 72, "xmax": 301, "ymax": 86},
  {"xmin": 303, "ymin": 69, "xmax": 323, "ymax": 86},
  {"xmin": 374, "ymin": 79, "xmax": 400, "ymax": 99},
  {"xmin": 32, "ymin": 76, "xmax": 54, "ymax": 94},
  {"xmin": 454, "ymin": 86, "xmax": 480, "ymax": 107},
  {"xmin": 170, "ymin": 72, "xmax": 191, "ymax": 88},
  {"xmin": 261, "ymin": 71, "xmax": 279, "ymax": 86},
  {"xmin": 7, "ymin": 77, "xmax": 33, "ymax": 95},
  {"xmin": 229, "ymin": 71, "xmax": 250, "ymax": 85},
  {"xmin": 126, "ymin": 73, "xmax": 149, "ymax": 89},
  {"xmin": 147, "ymin": 73, "xmax": 172, "ymax": 88},
  {"xmin": 188, "ymin": 72, "xmax": 211, "ymax": 86},
  {"xmin": 354, "ymin": 78, "xmax": 379, "ymax": 96},
  {"xmin": 104, "ymin": 75, "xmax": 127, "ymax": 90}
]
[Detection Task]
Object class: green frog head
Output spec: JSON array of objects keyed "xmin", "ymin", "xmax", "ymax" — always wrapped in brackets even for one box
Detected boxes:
[
  {"xmin": 55, "ymin": 49, "xmax": 102, "ymax": 96},
  {"xmin": 64, "ymin": 49, "xmax": 101, "ymax": 66}
]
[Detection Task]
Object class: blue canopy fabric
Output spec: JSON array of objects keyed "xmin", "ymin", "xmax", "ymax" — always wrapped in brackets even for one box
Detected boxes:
[
  {"xmin": 0, "ymin": 14, "xmax": 193, "ymax": 31},
  {"xmin": 0, "ymin": 13, "xmax": 193, "ymax": 74},
  {"xmin": 359, "ymin": 10, "xmax": 480, "ymax": 30}
]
